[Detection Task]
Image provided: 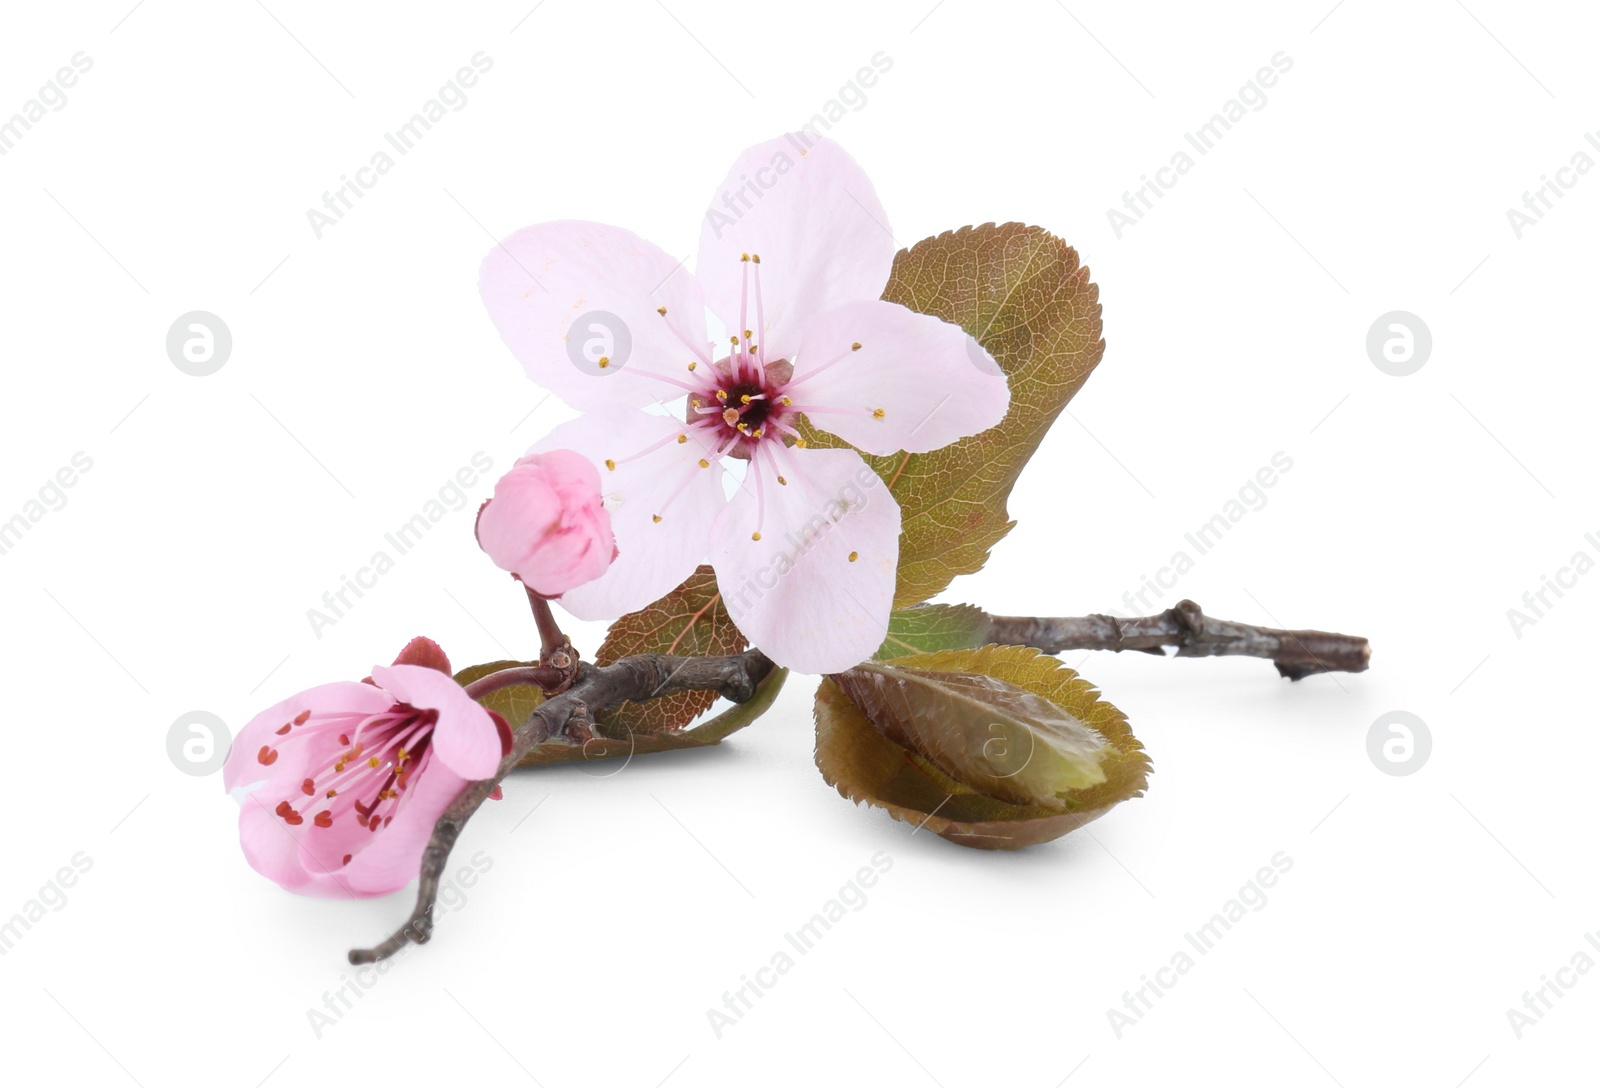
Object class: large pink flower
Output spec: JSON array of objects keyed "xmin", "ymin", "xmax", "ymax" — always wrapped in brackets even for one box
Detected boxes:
[
  {"xmin": 223, "ymin": 639, "xmax": 509, "ymax": 898},
  {"xmin": 479, "ymin": 134, "xmax": 1009, "ymax": 673}
]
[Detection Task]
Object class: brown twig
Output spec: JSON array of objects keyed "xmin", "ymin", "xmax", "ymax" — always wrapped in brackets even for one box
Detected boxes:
[
  {"xmin": 349, "ymin": 600, "xmax": 1367, "ymax": 962},
  {"xmin": 349, "ymin": 650, "xmax": 774, "ymax": 964},
  {"xmin": 984, "ymin": 599, "xmax": 1370, "ymax": 680}
]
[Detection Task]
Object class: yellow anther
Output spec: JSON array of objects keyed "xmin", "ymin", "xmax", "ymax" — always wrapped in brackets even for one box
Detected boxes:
[
  {"xmin": 741, "ymin": 253, "xmax": 750, "ymax": 262},
  {"xmin": 605, "ymin": 459, "xmax": 616, "ymax": 471},
  {"xmin": 751, "ymin": 531, "xmax": 762, "ymax": 541},
  {"xmin": 688, "ymin": 361, "xmax": 697, "ymax": 371},
  {"xmin": 698, "ymin": 458, "xmax": 710, "ymax": 468},
  {"xmin": 872, "ymin": 408, "xmax": 885, "ymax": 419},
  {"xmin": 652, "ymin": 514, "xmax": 663, "ymax": 523},
  {"xmin": 753, "ymin": 428, "xmax": 763, "ymax": 438},
  {"xmin": 367, "ymin": 756, "xmax": 380, "ymax": 768},
  {"xmin": 692, "ymin": 398, "xmax": 702, "ymax": 408},
  {"xmin": 730, "ymin": 335, "xmax": 740, "ymax": 346},
  {"xmin": 751, "ymin": 253, "xmax": 761, "ymax": 264},
  {"xmin": 676, "ymin": 434, "xmax": 687, "ymax": 444},
  {"xmin": 744, "ymin": 329, "xmax": 753, "ymax": 339},
  {"xmin": 777, "ymin": 475, "xmax": 787, "ymax": 485},
  {"xmin": 656, "ymin": 306, "xmax": 667, "ymax": 315},
  {"xmin": 716, "ymin": 389, "xmax": 729, "ymax": 401},
  {"xmin": 848, "ymin": 551, "xmax": 859, "ymax": 562},
  {"xmin": 780, "ymin": 396, "xmax": 792, "ymax": 406},
  {"xmin": 598, "ymin": 356, "xmax": 610, "ymax": 368},
  {"xmin": 737, "ymin": 423, "xmax": 750, "ymax": 434},
  {"xmin": 740, "ymin": 394, "xmax": 752, "ymax": 404},
  {"xmin": 851, "ymin": 341, "xmax": 861, "ymax": 351}
]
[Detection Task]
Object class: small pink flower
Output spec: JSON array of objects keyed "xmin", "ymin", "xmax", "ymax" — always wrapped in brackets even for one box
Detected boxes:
[
  {"xmin": 476, "ymin": 449, "xmax": 615, "ymax": 596},
  {"xmin": 479, "ymin": 134, "xmax": 1010, "ymax": 673},
  {"xmin": 224, "ymin": 638, "xmax": 510, "ymax": 898}
]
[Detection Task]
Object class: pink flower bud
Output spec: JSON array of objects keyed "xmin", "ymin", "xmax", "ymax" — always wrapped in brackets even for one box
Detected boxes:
[{"xmin": 476, "ymin": 449, "xmax": 615, "ymax": 596}]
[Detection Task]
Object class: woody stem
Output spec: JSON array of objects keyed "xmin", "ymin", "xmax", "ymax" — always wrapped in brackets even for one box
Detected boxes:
[
  {"xmin": 982, "ymin": 599, "xmax": 1370, "ymax": 680},
  {"xmin": 525, "ymin": 586, "xmax": 568, "ymax": 659},
  {"xmin": 348, "ymin": 650, "xmax": 777, "ymax": 965}
]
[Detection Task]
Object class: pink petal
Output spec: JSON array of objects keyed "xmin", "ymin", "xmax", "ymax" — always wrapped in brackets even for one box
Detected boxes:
[
  {"xmin": 475, "ymin": 472, "xmax": 562, "ymax": 566},
  {"xmin": 224, "ymin": 681, "xmax": 393, "ymax": 792},
  {"xmin": 236, "ymin": 790, "xmax": 316, "ymax": 892},
  {"xmin": 709, "ymin": 446, "xmax": 899, "ymax": 674},
  {"xmin": 533, "ymin": 447, "xmax": 606, "ymax": 499},
  {"xmin": 533, "ymin": 409, "xmax": 727, "ymax": 619},
  {"xmin": 371, "ymin": 665, "xmax": 502, "ymax": 780},
  {"xmin": 788, "ymin": 300, "xmax": 1010, "ymax": 455},
  {"xmin": 696, "ymin": 135, "xmax": 894, "ymax": 362},
  {"xmin": 335, "ymin": 755, "xmax": 472, "ymax": 897},
  {"xmin": 480, "ymin": 220, "xmax": 710, "ymax": 411}
]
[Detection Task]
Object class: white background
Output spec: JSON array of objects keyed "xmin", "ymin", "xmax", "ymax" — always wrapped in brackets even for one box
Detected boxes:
[{"xmin": 1, "ymin": 1, "xmax": 1594, "ymax": 1084}]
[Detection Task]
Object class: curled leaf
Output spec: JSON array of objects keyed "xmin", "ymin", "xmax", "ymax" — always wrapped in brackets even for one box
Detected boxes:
[{"xmin": 815, "ymin": 646, "xmax": 1148, "ymax": 849}]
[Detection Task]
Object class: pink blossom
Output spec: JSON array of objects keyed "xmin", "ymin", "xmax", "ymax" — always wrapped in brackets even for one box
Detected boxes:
[
  {"xmin": 476, "ymin": 449, "xmax": 615, "ymax": 596},
  {"xmin": 224, "ymin": 638, "xmax": 509, "ymax": 898},
  {"xmin": 480, "ymin": 134, "xmax": 1010, "ymax": 673}
]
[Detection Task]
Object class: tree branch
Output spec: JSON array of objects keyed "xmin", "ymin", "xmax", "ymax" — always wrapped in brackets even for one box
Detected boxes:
[
  {"xmin": 348, "ymin": 650, "xmax": 774, "ymax": 964},
  {"xmin": 984, "ymin": 599, "xmax": 1370, "ymax": 680},
  {"xmin": 348, "ymin": 600, "xmax": 1367, "ymax": 962}
]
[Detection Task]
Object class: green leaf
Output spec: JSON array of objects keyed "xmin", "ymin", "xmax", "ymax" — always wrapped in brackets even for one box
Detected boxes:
[
  {"xmin": 814, "ymin": 646, "xmax": 1148, "ymax": 849},
  {"xmin": 802, "ymin": 223, "xmax": 1104, "ymax": 608},
  {"xmin": 874, "ymin": 603, "xmax": 990, "ymax": 660},
  {"xmin": 592, "ymin": 566, "xmax": 747, "ymax": 737},
  {"xmin": 518, "ymin": 666, "xmax": 788, "ymax": 767},
  {"xmin": 453, "ymin": 659, "xmax": 544, "ymax": 732}
]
